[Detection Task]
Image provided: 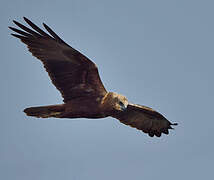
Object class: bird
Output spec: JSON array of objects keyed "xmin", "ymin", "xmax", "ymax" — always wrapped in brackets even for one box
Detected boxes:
[{"xmin": 9, "ymin": 17, "xmax": 177, "ymax": 137}]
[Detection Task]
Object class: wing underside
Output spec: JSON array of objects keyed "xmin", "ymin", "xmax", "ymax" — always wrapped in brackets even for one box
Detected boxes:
[
  {"xmin": 9, "ymin": 17, "xmax": 107, "ymax": 102},
  {"xmin": 113, "ymin": 103, "xmax": 177, "ymax": 137}
]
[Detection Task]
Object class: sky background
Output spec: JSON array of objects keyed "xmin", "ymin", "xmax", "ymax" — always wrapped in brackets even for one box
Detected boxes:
[{"xmin": 1, "ymin": 0, "xmax": 214, "ymax": 179}]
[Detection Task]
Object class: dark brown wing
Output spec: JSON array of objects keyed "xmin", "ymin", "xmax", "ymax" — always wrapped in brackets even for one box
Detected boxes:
[
  {"xmin": 9, "ymin": 17, "xmax": 107, "ymax": 102},
  {"xmin": 112, "ymin": 103, "xmax": 177, "ymax": 137}
]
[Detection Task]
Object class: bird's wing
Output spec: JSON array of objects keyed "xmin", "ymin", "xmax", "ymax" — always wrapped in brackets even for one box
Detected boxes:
[
  {"xmin": 112, "ymin": 103, "xmax": 177, "ymax": 137},
  {"xmin": 9, "ymin": 17, "xmax": 107, "ymax": 102}
]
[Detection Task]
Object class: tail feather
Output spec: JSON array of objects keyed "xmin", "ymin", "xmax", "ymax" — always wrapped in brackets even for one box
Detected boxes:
[{"xmin": 23, "ymin": 104, "xmax": 64, "ymax": 118}]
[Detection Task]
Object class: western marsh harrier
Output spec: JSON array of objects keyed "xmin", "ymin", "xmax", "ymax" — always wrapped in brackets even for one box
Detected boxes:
[{"xmin": 9, "ymin": 17, "xmax": 177, "ymax": 137}]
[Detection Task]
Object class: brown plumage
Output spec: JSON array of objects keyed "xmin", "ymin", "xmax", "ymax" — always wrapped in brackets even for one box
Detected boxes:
[{"xmin": 9, "ymin": 17, "xmax": 177, "ymax": 137}]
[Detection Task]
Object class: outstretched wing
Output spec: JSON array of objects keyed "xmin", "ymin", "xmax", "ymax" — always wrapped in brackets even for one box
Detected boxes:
[
  {"xmin": 112, "ymin": 104, "xmax": 177, "ymax": 137},
  {"xmin": 9, "ymin": 17, "xmax": 107, "ymax": 102}
]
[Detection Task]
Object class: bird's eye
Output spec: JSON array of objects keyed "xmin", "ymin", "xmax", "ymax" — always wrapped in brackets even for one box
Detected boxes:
[{"xmin": 119, "ymin": 101, "xmax": 124, "ymax": 106}]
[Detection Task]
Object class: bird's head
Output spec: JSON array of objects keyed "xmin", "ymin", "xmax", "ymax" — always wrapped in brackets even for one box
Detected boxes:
[{"xmin": 101, "ymin": 92, "xmax": 129, "ymax": 112}]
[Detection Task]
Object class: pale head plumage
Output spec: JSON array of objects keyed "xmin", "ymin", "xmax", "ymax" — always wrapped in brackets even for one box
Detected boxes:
[{"xmin": 101, "ymin": 92, "xmax": 128, "ymax": 112}]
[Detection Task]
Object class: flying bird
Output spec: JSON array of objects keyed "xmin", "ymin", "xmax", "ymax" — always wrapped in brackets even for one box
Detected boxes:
[{"xmin": 9, "ymin": 17, "xmax": 177, "ymax": 137}]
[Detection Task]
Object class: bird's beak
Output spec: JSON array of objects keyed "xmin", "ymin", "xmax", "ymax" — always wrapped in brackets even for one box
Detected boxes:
[{"xmin": 120, "ymin": 104, "xmax": 127, "ymax": 111}]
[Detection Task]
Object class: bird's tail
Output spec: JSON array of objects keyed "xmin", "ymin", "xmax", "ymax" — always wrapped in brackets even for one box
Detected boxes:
[{"xmin": 23, "ymin": 104, "xmax": 65, "ymax": 118}]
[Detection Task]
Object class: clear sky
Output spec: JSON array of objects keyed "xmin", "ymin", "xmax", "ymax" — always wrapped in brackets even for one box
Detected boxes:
[{"xmin": 1, "ymin": 0, "xmax": 214, "ymax": 179}]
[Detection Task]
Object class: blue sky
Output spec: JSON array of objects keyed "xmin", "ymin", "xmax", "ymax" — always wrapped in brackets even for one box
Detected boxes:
[{"xmin": 1, "ymin": 0, "xmax": 214, "ymax": 179}]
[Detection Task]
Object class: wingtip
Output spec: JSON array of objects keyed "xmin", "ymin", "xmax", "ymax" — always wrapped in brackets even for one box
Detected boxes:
[
  {"xmin": 10, "ymin": 33, "xmax": 18, "ymax": 38},
  {"xmin": 168, "ymin": 122, "xmax": 178, "ymax": 130},
  {"xmin": 23, "ymin": 17, "xmax": 31, "ymax": 23},
  {"xmin": 23, "ymin": 17, "xmax": 32, "ymax": 25},
  {"xmin": 10, "ymin": 33, "xmax": 23, "ymax": 39},
  {"xmin": 13, "ymin": 20, "xmax": 21, "ymax": 26},
  {"xmin": 23, "ymin": 16, "xmax": 28, "ymax": 21},
  {"xmin": 8, "ymin": 26, "xmax": 17, "ymax": 31},
  {"xmin": 43, "ymin": 23, "xmax": 48, "ymax": 28}
]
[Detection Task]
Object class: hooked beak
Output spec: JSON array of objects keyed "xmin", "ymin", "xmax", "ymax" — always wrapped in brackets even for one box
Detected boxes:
[{"xmin": 120, "ymin": 104, "xmax": 127, "ymax": 111}]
